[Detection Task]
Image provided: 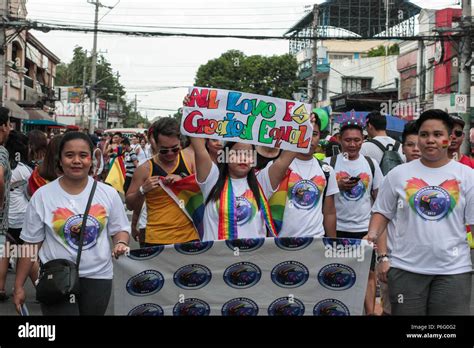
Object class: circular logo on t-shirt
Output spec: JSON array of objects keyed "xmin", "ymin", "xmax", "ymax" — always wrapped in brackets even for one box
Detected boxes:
[
  {"xmin": 313, "ymin": 299, "xmax": 350, "ymax": 316},
  {"xmin": 173, "ymin": 264, "xmax": 212, "ymax": 290},
  {"xmin": 342, "ymin": 180, "xmax": 365, "ymax": 201},
  {"xmin": 235, "ymin": 196, "xmax": 253, "ymax": 225},
  {"xmin": 221, "ymin": 298, "xmax": 259, "ymax": 316},
  {"xmin": 126, "ymin": 270, "xmax": 164, "ymax": 296},
  {"xmin": 271, "ymin": 261, "xmax": 309, "ymax": 288},
  {"xmin": 267, "ymin": 297, "xmax": 305, "ymax": 316},
  {"xmin": 317, "ymin": 263, "xmax": 356, "ymax": 291},
  {"xmin": 413, "ymin": 186, "xmax": 451, "ymax": 221},
  {"xmin": 290, "ymin": 180, "xmax": 320, "ymax": 210},
  {"xmin": 173, "ymin": 298, "xmax": 210, "ymax": 316},
  {"xmin": 63, "ymin": 215, "xmax": 100, "ymax": 250},
  {"xmin": 128, "ymin": 303, "xmax": 164, "ymax": 316},
  {"xmin": 223, "ymin": 262, "xmax": 261, "ymax": 289}
]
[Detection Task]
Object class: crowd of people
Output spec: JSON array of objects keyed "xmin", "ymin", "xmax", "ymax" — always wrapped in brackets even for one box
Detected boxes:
[{"xmin": 0, "ymin": 103, "xmax": 473, "ymax": 316}]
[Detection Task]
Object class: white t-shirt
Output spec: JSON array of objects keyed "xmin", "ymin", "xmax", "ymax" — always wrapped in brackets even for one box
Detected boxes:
[
  {"xmin": 372, "ymin": 159, "xmax": 474, "ymax": 275},
  {"xmin": 324, "ymin": 154, "xmax": 383, "ymax": 232},
  {"xmin": 137, "ymin": 146, "xmax": 151, "ymax": 165},
  {"xmin": 9, "ymin": 163, "xmax": 33, "ymax": 229},
  {"xmin": 268, "ymin": 158, "xmax": 339, "ymax": 238},
  {"xmin": 21, "ymin": 176, "xmax": 131, "ymax": 279},
  {"xmin": 360, "ymin": 135, "xmax": 406, "ymax": 166},
  {"xmin": 198, "ymin": 163, "xmax": 274, "ymax": 241}
]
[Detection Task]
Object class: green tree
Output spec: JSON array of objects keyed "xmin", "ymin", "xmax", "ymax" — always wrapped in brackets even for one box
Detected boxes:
[
  {"xmin": 195, "ymin": 50, "xmax": 303, "ymax": 99},
  {"xmin": 368, "ymin": 44, "xmax": 400, "ymax": 57},
  {"xmin": 55, "ymin": 46, "xmax": 140, "ymax": 125}
]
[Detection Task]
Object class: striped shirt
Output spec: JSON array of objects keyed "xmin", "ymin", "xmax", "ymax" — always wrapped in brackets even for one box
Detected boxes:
[
  {"xmin": 124, "ymin": 151, "xmax": 138, "ymax": 178},
  {"xmin": 0, "ymin": 146, "xmax": 11, "ymax": 234}
]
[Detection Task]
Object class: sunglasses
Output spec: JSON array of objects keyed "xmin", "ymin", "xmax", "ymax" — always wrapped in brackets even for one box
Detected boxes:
[
  {"xmin": 453, "ymin": 130, "xmax": 463, "ymax": 137},
  {"xmin": 158, "ymin": 146, "xmax": 180, "ymax": 155}
]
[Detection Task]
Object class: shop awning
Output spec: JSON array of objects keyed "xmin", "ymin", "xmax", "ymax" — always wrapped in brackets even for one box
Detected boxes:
[
  {"xmin": 4, "ymin": 100, "xmax": 29, "ymax": 120},
  {"xmin": 24, "ymin": 108, "xmax": 53, "ymax": 121},
  {"xmin": 22, "ymin": 119, "xmax": 66, "ymax": 127}
]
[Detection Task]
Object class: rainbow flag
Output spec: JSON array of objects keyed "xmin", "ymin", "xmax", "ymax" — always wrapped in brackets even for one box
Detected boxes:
[
  {"xmin": 28, "ymin": 167, "xmax": 49, "ymax": 196},
  {"xmin": 105, "ymin": 156, "xmax": 126, "ymax": 194},
  {"xmin": 158, "ymin": 174, "xmax": 205, "ymax": 239}
]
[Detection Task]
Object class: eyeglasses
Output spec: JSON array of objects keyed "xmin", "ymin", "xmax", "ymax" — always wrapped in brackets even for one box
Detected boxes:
[
  {"xmin": 453, "ymin": 130, "xmax": 463, "ymax": 137},
  {"xmin": 158, "ymin": 146, "xmax": 180, "ymax": 155}
]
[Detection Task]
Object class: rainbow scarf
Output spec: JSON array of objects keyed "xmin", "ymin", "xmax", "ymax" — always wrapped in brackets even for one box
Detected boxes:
[
  {"xmin": 158, "ymin": 174, "xmax": 205, "ymax": 239},
  {"xmin": 217, "ymin": 176, "xmax": 277, "ymax": 240},
  {"xmin": 269, "ymin": 170, "xmax": 326, "ymax": 233}
]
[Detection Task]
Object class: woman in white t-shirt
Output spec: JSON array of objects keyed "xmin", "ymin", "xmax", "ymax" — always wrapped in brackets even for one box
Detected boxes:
[
  {"xmin": 367, "ymin": 109, "xmax": 474, "ymax": 315},
  {"xmin": 191, "ymin": 136, "xmax": 298, "ymax": 242},
  {"xmin": 13, "ymin": 132, "xmax": 131, "ymax": 316}
]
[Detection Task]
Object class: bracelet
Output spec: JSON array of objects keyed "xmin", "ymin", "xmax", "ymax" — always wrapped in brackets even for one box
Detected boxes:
[
  {"xmin": 139, "ymin": 185, "xmax": 146, "ymax": 195},
  {"xmin": 376, "ymin": 254, "xmax": 389, "ymax": 263},
  {"xmin": 115, "ymin": 240, "xmax": 129, "ymax": 247}
]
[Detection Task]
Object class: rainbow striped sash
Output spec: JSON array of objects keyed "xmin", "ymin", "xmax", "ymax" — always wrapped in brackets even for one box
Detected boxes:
[{"xmin": 218, "ymin": 176, "xmax": 277, "ymax": 240}]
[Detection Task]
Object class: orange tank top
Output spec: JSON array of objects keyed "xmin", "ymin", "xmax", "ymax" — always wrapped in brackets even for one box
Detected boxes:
[{"xmin": 145, "ymin": 152, "xmax": 198, "ymax": 244}]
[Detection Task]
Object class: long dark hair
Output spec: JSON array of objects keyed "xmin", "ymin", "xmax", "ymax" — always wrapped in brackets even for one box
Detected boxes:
[
  {"xmin": 27, "ymin": 130, "xmax": 47, "ymax": 163},
  {"xmin": 205, "ymin": 142, "xmax": 262, "ymax": 209},
  {"xmin": 39, "ymin": 135, "xmax": 63, "ymax": 181},
  {"xmin": 5, "ymin": 130, "xmax": 29, "ymax": 170}
]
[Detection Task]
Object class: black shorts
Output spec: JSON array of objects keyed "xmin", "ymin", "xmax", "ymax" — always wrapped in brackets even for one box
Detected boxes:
[
  {"xmin": 6, "ymin": 228, "xmax": 24, "ymax": 245},
  {"xmin": 336, "ymin": 230, "xmax": 375, "ymax": 271}
]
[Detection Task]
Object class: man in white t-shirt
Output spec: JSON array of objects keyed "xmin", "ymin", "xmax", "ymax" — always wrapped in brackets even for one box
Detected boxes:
[
  {"xmin": 361, "ymin": 111, "xmax": 405, "ymax": 165},
  {"xmin": 367, "ymin": 109, "xmax": 474, "ymax": 315},
  {"xmin": 325, "ymin": 121, "xmax": 382, "ymax": 315},
  {"xmin": 265, "ymin": 115, "xmax": 339, "ymax": 238}
]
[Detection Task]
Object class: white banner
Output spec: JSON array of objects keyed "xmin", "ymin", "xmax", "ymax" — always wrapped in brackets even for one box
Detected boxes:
[
  {"xmin": 181, "ymin": 87, "xmax": 313, "ymax": 153},
  {"xmin": 114, "ymin": 237, "xmax": 372, "ymax": 316}
]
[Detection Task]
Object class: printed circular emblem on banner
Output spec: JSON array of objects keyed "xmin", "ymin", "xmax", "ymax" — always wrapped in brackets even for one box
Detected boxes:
[
  {"xmin": 173, "ymin": 264, "xmax": 212, "ymax": 290},
  {"xmin": 313, "ymin": 299, "xmax": 350, "ymax": 316},
  {"xmin": 235, "ymin": 196, "xmax": 254, "ymax": 225},
  {"xmin": 174, "ymin": 241, "xmax": 214, "ymax": 255},
  {"xmin": 126, "ymin": 270, "xmax": 164, "ymax": 296},
  {"xmin": 271, "ymin": 261, "xmax": 309, "ymax": 288},
  {"xmin": 318, "ymin": 263, "xmax": 356, "ymax": 291},
  {"xmin": 173, "ymin": 298, "xmax": 210, "ymax": 316},
  {"xmin": 290, "ymin": 180, "xmax": 319, "ymax": 210},
  {"xmin": 322, "ymin": 237, "xmax": 361, "ymax": 248},
  {"xmin": 342, "ymin": 181, "xmax": 365, "ymax": 201},
  {"xmin": 128, "ymin": 246, "xmax": 164, "ymax": 260},
  {"xmin": 128, "ymin": 303, "xmax": 164, "ymax": 316},
  {"xmin": 223, "ymin": 262, "xmax": 262, "ymax": 289},
  {"xmin": 268, "ymin": 297, "xmax": 305, "ymax": 316},
  {"xmin": 64, "ymin": 215, "xmax": 100, "ymax": 250},
  {"xmin": 275, "ymin": 237, "xmax": 313, "ymax": 251},
  {"xmin": 414, "ymin": 186, "xmax": 451, "ymax": 221},
  {"xmin": 221, "ymin": 298, "xmax": 259, "ymax": 316},
  {"xmin": 225, "ymin": 238, "xmax": 265, "ymax": 252}
]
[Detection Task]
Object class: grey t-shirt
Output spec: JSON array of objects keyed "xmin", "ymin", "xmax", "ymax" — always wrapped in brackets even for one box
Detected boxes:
[{"xmin": 0, "ymin": 146, "xmax": 11, "ymax": 233}]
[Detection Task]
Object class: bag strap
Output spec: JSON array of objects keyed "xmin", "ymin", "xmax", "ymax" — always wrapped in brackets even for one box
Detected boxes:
[
  {"xmin": 76, "ymin": 180, "xmax": 98, "ymax": 266},
  {"xmin": 330, "ymin": 155, "xmax": 337, "ymax": 171},
  {"xmin": 393, "ymin": 141, "xmax": 401, "ymax": 152},
  {"xmin": 367, "ymin": 138, "xmax": 387, "ymax": 153},
  {"xmin": 317, "ymin": 159, "xmax": 330, "ymax": 206}
]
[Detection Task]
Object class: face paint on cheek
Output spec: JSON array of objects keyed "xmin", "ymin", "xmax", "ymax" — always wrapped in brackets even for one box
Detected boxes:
[{"xmin": 442, "ymin": 140, "xmax": 449, "ymax": 148}]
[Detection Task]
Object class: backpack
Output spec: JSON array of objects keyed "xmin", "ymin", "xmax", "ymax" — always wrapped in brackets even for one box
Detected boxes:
[
  {"xmin": 329, "ymin": 154, "xmax": 375, "ymax": 191},
  {"xmin": 317, "ymin": 159, "xmax": 331, "ymax": 205},
  {"xmin": 366, "ymin": 139, "xmax": 403, "ymax": 176}
]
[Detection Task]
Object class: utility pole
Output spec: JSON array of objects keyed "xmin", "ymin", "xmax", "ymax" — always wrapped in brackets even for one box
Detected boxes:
[
  {"xmin": 0, "ymin": 0, "xmax": 8, "ymax": 105},
  {"xmin": 311, "ymin": 4, "xmax": 319, "ymax": 108},
  {"xmin": 134, "ymin": 94, "xmax": 137, "ymax": 118},
  {"xmin": 88, "ymin": 0, "xmax": 100, "ymax": 133},
  {"xmin": 459, "ymin": 0, "xmax": 472, "ymax": 154},
  {"xmin": 81, "ymin": 50, "xmax": 87, "ymax": 129}
]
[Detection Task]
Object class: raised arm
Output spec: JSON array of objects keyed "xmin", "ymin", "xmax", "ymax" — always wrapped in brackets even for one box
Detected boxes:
[
  {"xmin": 267, "ymin": 150, "xmax": 297, "ymax": 190},
  {"xmin": 190, "ymin": 137, "xmax": 213, "ymax": 183}
]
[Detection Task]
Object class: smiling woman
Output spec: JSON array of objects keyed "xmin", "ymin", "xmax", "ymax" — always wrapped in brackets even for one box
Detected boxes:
[{"xmin": 13, "ymin": 132, "xmax": 132, "ymax": 316}]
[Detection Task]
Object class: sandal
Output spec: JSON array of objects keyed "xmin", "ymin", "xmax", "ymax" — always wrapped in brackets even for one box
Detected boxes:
[{"xmin": 0, "ymin": 290, "xmax": 9, "ymax": 301}]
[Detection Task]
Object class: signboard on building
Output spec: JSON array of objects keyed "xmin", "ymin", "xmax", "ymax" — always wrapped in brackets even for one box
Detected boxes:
[
  {"xmin": 434, "ymin": 94, "xmax": 467, "ymax": 113},
  {"xmin": 68, "ymin": 88, "xmax": 83, "ymax": 103}
]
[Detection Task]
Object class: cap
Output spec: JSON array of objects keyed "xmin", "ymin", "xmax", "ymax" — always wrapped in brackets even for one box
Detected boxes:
[{"xmin": 450, "ymin": 114, "xmax": 465, "ymax": 127}]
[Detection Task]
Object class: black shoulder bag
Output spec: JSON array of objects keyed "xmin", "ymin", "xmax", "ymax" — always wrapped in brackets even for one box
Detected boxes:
[{"xmin": 36, "ymin": 180, "xmax": 98, "ymax": 305}]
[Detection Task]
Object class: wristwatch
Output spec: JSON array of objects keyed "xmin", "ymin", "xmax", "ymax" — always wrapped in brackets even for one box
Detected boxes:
[
  {"xmin": 139, "ymin": 185, "xmax": 145, "ymax": 195},
  {"xmin": 376, "ymin": 254, "xmax": 389, "ymax": 263}
]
